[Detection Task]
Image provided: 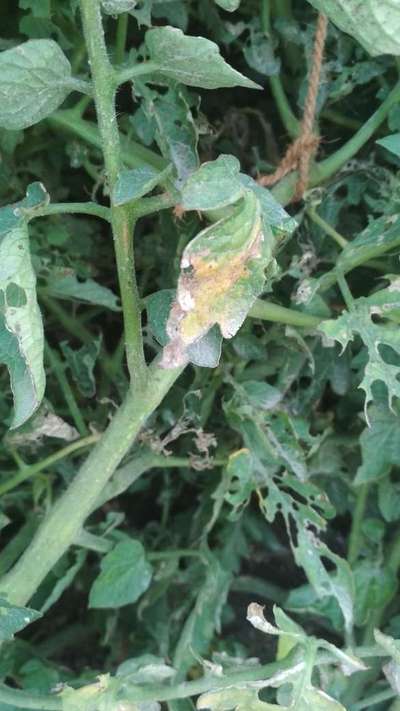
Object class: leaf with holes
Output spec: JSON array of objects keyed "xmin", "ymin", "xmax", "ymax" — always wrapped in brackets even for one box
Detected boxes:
[
  {"xmin": 319, "ymin": 286, "xmax": 400, "ymax": 413},
  {"xmin": 0, "ymin": 40, "xmax": 76, "ymax": 130},
  {"xmin": 0, "ymin": 183, "xmax": 49, "ymax": 428},
  {"xmin": 161, "ymin": 191, "xmax": 276, "ymax": 367},
  {"xmin": 307, "ymin": 0, "xmax": 400, "ymax": 56},
  {"xmin": 145, "ymin": 26, "xmax": 260, "ymax": 90}
]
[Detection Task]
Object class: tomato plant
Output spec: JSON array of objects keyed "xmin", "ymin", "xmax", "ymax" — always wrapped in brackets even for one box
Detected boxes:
[{"xmin": 1, "ymin": 1, "xmax": 400, "ymax": 710}]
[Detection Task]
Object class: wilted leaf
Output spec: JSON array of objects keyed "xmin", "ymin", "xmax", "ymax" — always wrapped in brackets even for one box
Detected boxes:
[
  {"xmin": 45, "ymin": 270, "xmax": 121, "ymax": 311},
  {"xmin": 0, "ymin": 40, "xmax": 75, "ymax": 129},
  {"xmin": 307, "ymin": 0, "xmax": 400, "ymax": 56},
  {"xmin": 0, "ymin": 597, "xmax": 41, "ymax": 641},
  {"xmin": 145, "ymin": 26, "xmax": 260, "ymax": 90},
  {"xmin": 61, "ymin": 336, "xmax": 102, "ymax": 398},
  {"xmin": 161, "ymin": 192, "xmax": 274, "ymax": 367},
  {"xmin": 243, "ymin": 21, "xmax": 280, "ymax": 77},
  {"xmin": 239, "ymin": 174, "xmax": 297, "ymax": 241},
  {"xmin": 89, "ymin": 539, "xmax": 153, "ymax": 609},
  {"xmin": 140, "ymin": 87, "xmax": 199, "ymax": 184},
  {"xmin": 173, "ymin": 554, "xmax": 231, "ymax": 677}
]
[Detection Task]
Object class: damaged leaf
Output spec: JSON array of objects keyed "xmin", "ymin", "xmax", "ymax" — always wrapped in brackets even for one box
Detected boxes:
[
  {"xmin": 161, "ymin": 191, "xmax": 275, "ymax": 367},
  {"xmin": 319, "ymin": 286, "xmax": 400, "ymax": 414}
]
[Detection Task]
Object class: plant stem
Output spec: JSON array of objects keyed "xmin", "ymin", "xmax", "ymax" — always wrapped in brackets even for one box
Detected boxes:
[
  {"xmin": 44, "ymin": 342, "xmax": 89, "ymax": 437},
  {"xmin": 30, "ymin": 202, "xmax": 110, "ymax": 222},
  {"xmin": 260, "ymin": 0, "xmax": 299, "ymax": 139},
  {"xmin": 0, "ymin": 434, "xmax": 99, "ymax": 497},
  {"xmin": 272, "ymin": 80, "xmax": 400, "ymax": 205},
  {"xmin": 0, "ymin": 686, "xmax": 61, "ymax": 711},
  {"xmin": 115, "ymin": 61, "xmax": 160, "ymax": 86},
  {"xmin": 49, "ymin": 110, "xmax": 166, "ymax": 170},
  {"xmin": 352, "ymin": 688, "xmax": 397, "ymax": 711},
  {"xmin": 249, "ymin": 299, "xmax": 322, "ymax": 327},
  {"xmin": 115, "ymin": 12, "xmax": 129, "ymax": 65},
  {"xmin": 0, "ymin": 361, "xmax": 183, "ymax": 606},
  {"xmin": 79, "ymin": 0, "xmax": 146, "ymax": 387},
  {"xmin": 347, "ymin": 484, "xmax": 369, "ymax": 565},
  {"xmin": 307, "ymin": 207, "xmax": 348, "ymax": 249}
]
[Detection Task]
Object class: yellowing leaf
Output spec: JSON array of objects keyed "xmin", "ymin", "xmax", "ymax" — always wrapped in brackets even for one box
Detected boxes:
[{"xmin": 161, "ymin": 192, "xmax": 276, "ymax": 367}]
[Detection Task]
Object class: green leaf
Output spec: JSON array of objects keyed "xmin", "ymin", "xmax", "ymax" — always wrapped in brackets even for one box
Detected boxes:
[
  {"xmin": 306, "ymin": 0, "xmax": 400, "ymax": 56},
  {"xmin": 145, "ymin": 26, "xmax": 260, "ymax": 89},
  {"xmin": 376, "ymin": 133, "xmax": 400, "ymax": 158},
  {"xmin": 239, "ymin": 174, "xmax": 297, "ymax": 241},
  {"xmin": 161, "ymin": 191, "xmax": 276, "ymax": 367},
  {"xmin": 355, "ymin": 404, "xmax": 400, "ymax": 484},
  {"xmin": 354, "ymin": 561, "xmax": 397, "ymax": 626},
  {"xmin": 140, "ymin": 87, "xmax": 199, "ymax": 184},
  {"xmin": 45, "ymin": 271, "xmax": 121, "ymax": 311},
  {"xmin": 112, "ymin": 164, "xmax": 171, "ymax": 206},
  {"xmin": 101, "ymin": 0, "xmax": 137, "ymax": 13},
  {"xmin": 60, "ymin": 337, "xmax": 102, "ymax": 398},
  {"xmin": 89, "ymin": 539, "xmax": 153, "ymax": 609},
  {"xmin": 319, "ymin": 287, "xmax": 400, "ymax": 414},
  {"xmin": 0, "ymin": 597, "xmax": 41, "ymax": 641},
  {"xmin": 0, "ymin": 181, "xmax": 49, "ymax": 236},
  {"xmin": 214, "ymin": 0, "xmax": 241, "ymax": 11},
  {"xmin": 0, "ymin": 223, "xmax": 45, "ymax": 428},
  {"xmin": 180, "ymin": 155, "xmax": 245, "ymax": 212},
  {"xmin": 0, "ymin": 40, "xmax": 74, "ymax": 130}
]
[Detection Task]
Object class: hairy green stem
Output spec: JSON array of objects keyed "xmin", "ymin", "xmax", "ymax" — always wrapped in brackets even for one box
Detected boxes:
[
  {"xmin": 115, "ymin": 61, "xmax": 160, "ymax": 86},
  {"xmin": 31, "ymin": 202, "xmax": 110, "ymax": 222},
  {"xmin": 249, "ymin": 299, "xmax": 322, "ymax": 327},
  {"xmin": 79, "ymin": 0, "xmax": 146, "ymax": 387},
  {"xmin": 0, "ymin": 362, "xmax": 183, "ymax": 606},
  {"xmin": 44, "ymin": 342, "xmax": 89, "ymax": 437},
  {"xmin": 0, "ymin": 434, "xmax": 99, "ymax": 497},
  {"xmin": 352, "ymin": 688, "xmax": 397, "ymax": 711}
]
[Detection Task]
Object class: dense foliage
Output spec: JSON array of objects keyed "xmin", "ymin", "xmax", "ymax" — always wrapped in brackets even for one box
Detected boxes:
[{"xmin": 1, "ymin": 1, "xmax": 400, "ymax": 710}]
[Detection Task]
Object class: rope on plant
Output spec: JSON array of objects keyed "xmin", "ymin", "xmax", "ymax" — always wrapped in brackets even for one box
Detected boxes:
[{"xmin": 258, "ymin": 12, "xmax": 328, "ymax": 202}]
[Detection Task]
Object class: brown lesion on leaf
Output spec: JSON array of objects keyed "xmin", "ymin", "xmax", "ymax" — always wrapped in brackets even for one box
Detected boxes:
[{"xmin": 161, "ymin": 223, "xmax": 264, "ymax": 368}]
